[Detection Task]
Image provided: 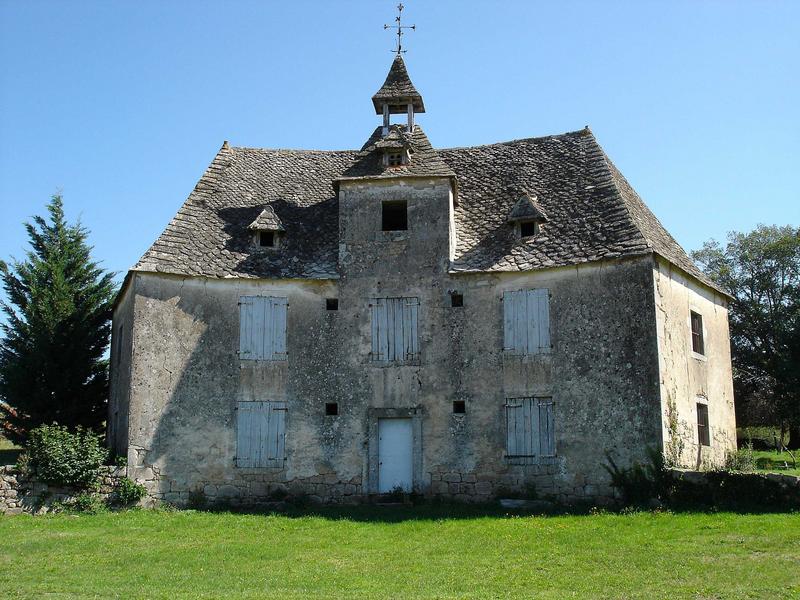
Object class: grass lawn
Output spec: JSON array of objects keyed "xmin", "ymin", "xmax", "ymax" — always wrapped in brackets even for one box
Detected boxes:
[
  {"xmin": 753, "ymin": 449, "xmax": 800, "ymax": 476},
  {"xmin": 0, "ymin": 507, "xmax": 798, "ymax": 599},
  {"xmin": 0, "ymin": 435, "xmax": 21, "ymax": 465}
]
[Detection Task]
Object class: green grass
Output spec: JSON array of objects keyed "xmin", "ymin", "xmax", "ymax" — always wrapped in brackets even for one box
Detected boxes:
[
  {"xmin": 1, "ymin": 508, "xmax": 798, "ymax": 599},
  {"xmin": 0, "ymin": 435, "xmax": 21, "ymax": 465},
  {"xmin": 753, "ymin": 449, "xmax": 800, "ymax": 476}
]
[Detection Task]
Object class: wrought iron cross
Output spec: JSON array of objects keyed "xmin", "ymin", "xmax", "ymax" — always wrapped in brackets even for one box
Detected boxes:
[{"xmin": 384, "ymin": 3, "xmax": 415, "ymax": 55}]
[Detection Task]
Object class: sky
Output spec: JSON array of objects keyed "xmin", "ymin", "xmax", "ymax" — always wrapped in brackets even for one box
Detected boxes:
[{"xmin": 1, "ymin": 0, "xmax": 798, "ymax": 296}]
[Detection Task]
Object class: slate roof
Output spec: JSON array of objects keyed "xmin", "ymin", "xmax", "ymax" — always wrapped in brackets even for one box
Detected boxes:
[
  {"xmin": 372, "ymin": 55, "xmax": 425, "ymax": 114},
  {"xmin": 133, "ymin": 129, "xmax": 724, "ymax": 295}
]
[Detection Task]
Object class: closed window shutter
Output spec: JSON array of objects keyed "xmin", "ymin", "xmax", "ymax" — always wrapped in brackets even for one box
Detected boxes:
[
  {"xmin": 503, "ymin": 289, "xmax": 550, "ymax": 355},
  {"xmin": 239, "ymin": 296, "xmax": 287, "ymax": 361},
  {"xmin": 505, "ymin": 397, "xmax": 555, "ymax": 463},
  {"xmin": 236, "ymin": 400, "xmax": 287, "ymax": 468},
  {"xmin": 270, "ymin": 297, "xmax": 288, "ymax": 360},
  {"xmin": 538, "ymin": 400, "xmax": 555, "ymax": 456},
  {"xmin": 371, "ymin": 297, "xmax": 419, "ymax": 362}
]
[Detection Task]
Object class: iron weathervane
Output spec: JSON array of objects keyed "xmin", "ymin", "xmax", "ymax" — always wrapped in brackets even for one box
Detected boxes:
[{"xmin": 384, "ymin": 3, "xmax": 415, "ymax": 55}]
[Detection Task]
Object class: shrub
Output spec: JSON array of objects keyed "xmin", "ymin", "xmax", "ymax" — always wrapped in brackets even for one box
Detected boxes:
[
  {"xmin": 604, "ymin": 447, "xmax": 667, "ymax": 507},
  {"xmin": 110, "ymin": 476, "xmax": 146, "ymax": 507},
  {"xmin": 69, "ymin": 492, "xmax": 107, "ymax": 514},
  {"xmin": 25, "ymin": 424, "xmax": 108, "ymax": 489},
  {"xmin": 724, "ymin": 443, "xmax": 756, "ymax": 472}
]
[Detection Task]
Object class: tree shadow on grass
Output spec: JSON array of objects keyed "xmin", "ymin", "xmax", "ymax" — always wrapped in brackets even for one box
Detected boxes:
[{"xmin": 190, "ymin": 499, "xmax": 800, "ymax": 523}]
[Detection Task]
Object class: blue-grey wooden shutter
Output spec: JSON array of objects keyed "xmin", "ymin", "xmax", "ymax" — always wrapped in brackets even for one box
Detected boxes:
[
  {"xmin": 371, "ymin": 297, "xmax": 419, "ymax": 362},
  {"xmin": 537, "ymin": 399, "xmax": 555, "ymax": 456},
  {"xmin": 503, "ymin": 289, "xmax": 550, "ymax": 354},
  {"xmin": 505, "ymin": 397, "xmax": 555, "ymax": 463},
  {"xmin": 236, "ymin": 400, "xmax": 287, "ymax": 468},
  {"xmin": 239, "ymin": 296, "xmax": 287, "ymax": 361},
  {"xmin": 270, "ymin": 297, "xmax": 288, "ymax": 360}
]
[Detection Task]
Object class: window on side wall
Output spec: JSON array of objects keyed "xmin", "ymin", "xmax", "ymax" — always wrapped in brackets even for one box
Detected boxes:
[
  {"xmin": 238, "ymin": 296, "xmax": 288, "ymax": 361},
  {"xmin": 696, "ymin": 402, "xmax": 710, "ymax": 446},
  {"xmin": 382, "ymin": 200, "xmax": 408, "ymax": 231},
  {"xmin": 505, "ymin": 397, "xmax": 555, "ymax": 464},
  {"xmin": 503, "ymin": 289, "xmax": 551, "ymax": 355},
  {"xmin": 370, "ymin": 297, "xmax": 419, "ymax": 363},
  {"xmin": 690, "ymin": 311, "xmax": 704, "ymax": 355},
  {"xmin": 235, "ymin": 400, "xmax": 287, "ymax": 468}
]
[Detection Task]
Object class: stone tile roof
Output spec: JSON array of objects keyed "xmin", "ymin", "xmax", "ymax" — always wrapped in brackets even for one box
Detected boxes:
[
  {"xmin": 372, "ymin": 55, "xmax": 425, "ymax": 114},
  {"xmin": 134, "ymin": 142, "xmax": 356, "ymax": 279},
  {"xmin": 133, "ymin": 129, "xmax": 724, "ymax": 294},
  {"xmin": 337, "ymin": 125, "xmax": 455, "ymax": 183}
]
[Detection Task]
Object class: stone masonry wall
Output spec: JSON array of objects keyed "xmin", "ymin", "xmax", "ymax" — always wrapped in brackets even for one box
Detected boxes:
[{"xmin": 0, "ymin": 465, "xmax": 126, "ymax": 515}]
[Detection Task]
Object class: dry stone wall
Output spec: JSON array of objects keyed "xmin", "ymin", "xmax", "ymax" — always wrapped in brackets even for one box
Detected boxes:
[{"xmin": 0, "ymin": 465, "xmax": 126, "ymax": 515}]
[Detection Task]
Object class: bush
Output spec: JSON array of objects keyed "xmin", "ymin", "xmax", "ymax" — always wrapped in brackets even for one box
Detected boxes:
[
  {"xmin": 604, "ymin": 447, "xmax": 667, "ymax": 507},
  {"xmin": 724, "ymin": 443, "xmax": 756, "ymax": 472},
  {"xmin": 66, "ymin": 492, "xmax": 107, "ymax": 515},
  {"xmin": 110, "ymin": 476, "xmax": 146, "ymax": 507},
  {"xmin": 25, "ymin": 424, "xmax": 108, "ymax": 489}
]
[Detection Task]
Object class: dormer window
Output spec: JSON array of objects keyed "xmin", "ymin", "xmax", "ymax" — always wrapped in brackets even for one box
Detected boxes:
[
  {"xmin": 507, "ymin": 192, "xmax": 548, "ymax": 241},
  {"xmin": 387, "ymin": 152, "xmax": 403, "ymax": 167},
  {"xmin": 248, "ymin": 205, "xmax": 285, "ymax": 251},
  {"xmin": 519, "ymin": 221, "xmax": 539, "ymax": 238}
]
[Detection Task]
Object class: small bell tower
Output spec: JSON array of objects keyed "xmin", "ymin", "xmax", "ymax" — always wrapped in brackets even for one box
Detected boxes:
[{"xmin": 373, "ymin": 4, "xmax": 425, "ymax": 136}]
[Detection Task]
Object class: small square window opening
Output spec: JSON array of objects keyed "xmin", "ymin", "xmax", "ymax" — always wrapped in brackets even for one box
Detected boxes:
[
  {"xmin": 453, "ymin": 400, "xmax": 466, "ymax": 414},
  {"xmin": 520, "ymin": 221, "xmax": 538, "ymax": 238},
  {"xmin": 696, "ymin": 402, "xmax": 710, "ymax": 446},
  {"xmin": 382, "ymin": 201, "xmax": 408, "ymax": 231},
  {"xmin": 259, "ymin": 231, "xmax": 275, "ymax": 247},
  {"xmin": 387, "ymin": 153, "xmax": 403, "ymax": 167},
  {"xmin": 325, "ymin": 402, "xmax": 339, "ymax": 416},
  {"xmin": 691, "ymin": 311, "xmax": 704, "ymax": 355},
  {"xmin": 326, "ymin": 298, "xmax": 339, "ymax": 311},
  {"xmin": 450, "ymin": 293, "xmax": 464, "ymax": 308}
]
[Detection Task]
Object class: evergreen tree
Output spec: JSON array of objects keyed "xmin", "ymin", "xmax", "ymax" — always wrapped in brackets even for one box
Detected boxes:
[{"xmin": 0, "ymin": 195, "xmax": 116, "ymax": 444}]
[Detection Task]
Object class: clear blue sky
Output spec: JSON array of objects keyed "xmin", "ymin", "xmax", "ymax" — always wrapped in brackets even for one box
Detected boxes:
[{"xmin": 1, "ymin": 1, "xmax": 798, "ymax": 293}]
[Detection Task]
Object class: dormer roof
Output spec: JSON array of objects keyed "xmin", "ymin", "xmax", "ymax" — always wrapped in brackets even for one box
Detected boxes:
[
  {"xmin": 372, "ymin": 55, "xmax": 425, "ymax": 115},
  {"xmin": 247, "ymin": 205, "xmax": 285, "ymax": 232},
  {"xmin": 507, "ymin": 193, "xmax": 549, "ymax": 223},
  {"xmin": 373, "ymin": 126, "xmax": 413, "ymax": 151},
  {"xmin": 337, "ymin": 124, "xmax": 454, "ymax": 184}
]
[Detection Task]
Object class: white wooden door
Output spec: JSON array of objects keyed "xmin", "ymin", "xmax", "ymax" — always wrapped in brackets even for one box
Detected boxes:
[{"xmin": 378, "ymin": 418, "xmax": 413, "ymax": 493}]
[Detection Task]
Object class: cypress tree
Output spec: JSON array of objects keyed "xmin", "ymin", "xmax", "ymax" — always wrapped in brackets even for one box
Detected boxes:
[{"xmin": 0, "ymin": 195, "xmax": 116, "ymax": 444}]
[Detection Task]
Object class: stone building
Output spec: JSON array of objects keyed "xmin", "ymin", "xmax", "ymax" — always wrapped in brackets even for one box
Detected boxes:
[{"xmin": 109, "ymin": 54, "xmax": 736, "ymax": 505}]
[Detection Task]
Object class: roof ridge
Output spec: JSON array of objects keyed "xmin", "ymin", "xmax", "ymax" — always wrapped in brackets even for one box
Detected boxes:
[
  {"xmin": 586, "ymin": 132, "xmax": 729, "ymax": 296},
  {"xmin": 133, "ymin": 142, "xmax": 232, "ymax": 272},
  {"xmin": 231, "ymin": 146, "xmax": 359, "ymax": 155},
  {"xmin": 580, "ymin": 130, "xmax": 653, "ymax": 252},
  {"xmin": 439, "ymin": 128, "xmax": 587, "ymax": 152}
]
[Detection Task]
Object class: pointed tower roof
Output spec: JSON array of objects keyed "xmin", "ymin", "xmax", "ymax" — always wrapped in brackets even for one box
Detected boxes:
[{"xmin": 372, "ymin": 55, "xmax": 425, "ymax": 115}]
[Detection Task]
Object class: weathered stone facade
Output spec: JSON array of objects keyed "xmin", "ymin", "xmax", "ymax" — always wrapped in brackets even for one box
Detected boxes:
[{"xmin": 109, "ymin": 54, "xmax": 736, "ymax": 507}]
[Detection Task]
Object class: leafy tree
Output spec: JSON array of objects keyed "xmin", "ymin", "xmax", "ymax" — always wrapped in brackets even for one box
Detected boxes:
[
  {"xmin": 0, "ymin": 195, "xmax": 116, "ymax": 444},
  {"xmin": 692, "ymin": 225, "xmax": 800, "ymax": 447}
]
